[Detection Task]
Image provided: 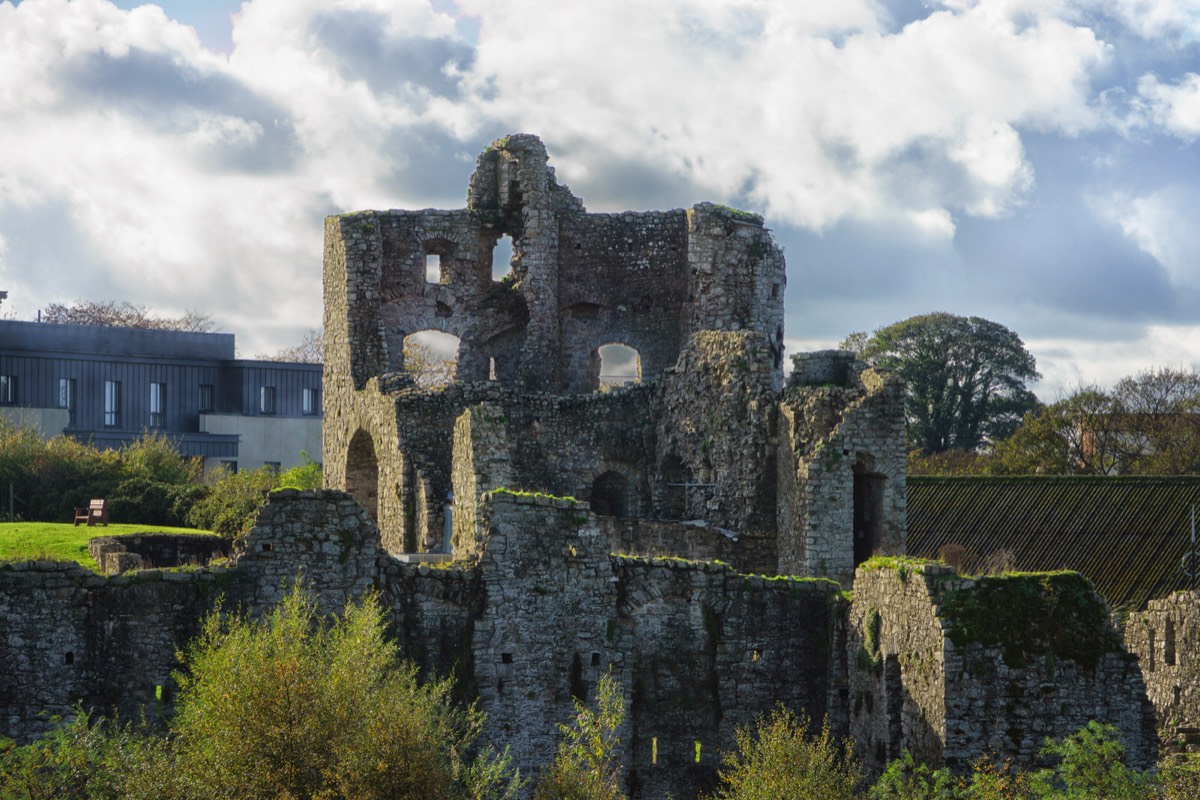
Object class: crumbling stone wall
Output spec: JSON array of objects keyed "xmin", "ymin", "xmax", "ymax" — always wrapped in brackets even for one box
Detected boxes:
[
  {"xmin": 89, "ymin": 533, "xmax": 230, "ymax": 575},
  {"xmin": 656, "ymin": 331, "xmax": 780, "ymax": 541},
  {"xmin": 779, "ymin": 351, "xmax": 906, "ymax": 583},
  {"xmin": 459, "ymin": 490, "xmax": 843, "ymax": 797},
  {"xmin": 0, "ymin": 560, "xmax": 217, "ymax": 740},
  {"xmin": 850, "ymin": 563, "xmax": 1156, "ymax": 778},
  {"xmin": 1126, "ymin": 591, "xmax": 1200, "ymax": 745}
]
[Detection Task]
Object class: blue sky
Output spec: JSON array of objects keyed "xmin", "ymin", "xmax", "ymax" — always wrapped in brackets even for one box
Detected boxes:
[{"xmin": 2, "ymin": 0, "xmax": 1200, "ymax": 398}]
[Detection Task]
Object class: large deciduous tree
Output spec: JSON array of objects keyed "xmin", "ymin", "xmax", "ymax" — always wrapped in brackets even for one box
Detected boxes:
[{"xmin": 856, "ymin": 312, "xmax": 1041, "ymax": 455}]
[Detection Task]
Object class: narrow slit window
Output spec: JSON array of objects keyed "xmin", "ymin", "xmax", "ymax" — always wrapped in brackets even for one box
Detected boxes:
[
  {"xmin": 0, "ymin": 375, "xmax": 15, "ymax": 405},
  {"xmin": 425, "ymin": 253, "xmax": 442, "ymax": 283},
  {"xmin": 651, "ymin": 737, "xmax": 658, "ymax": 765}
]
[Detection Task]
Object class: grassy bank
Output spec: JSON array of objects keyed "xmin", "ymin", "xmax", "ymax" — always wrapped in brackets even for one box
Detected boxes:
[{"xmin": 0, "ymin": 522, "xmax": 214, "ymax": 570}]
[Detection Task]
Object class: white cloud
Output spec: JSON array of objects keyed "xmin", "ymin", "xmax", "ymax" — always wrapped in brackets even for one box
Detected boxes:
[
  {"xmin": 457, "ymin": 0, "xmax": 1106, "ymax": 233},
  {"xmin": 1135, "ymin": 73, "xmax": 1200, "ymax": 139},
  {"xmin": 1098, "ymin": 187, "xmax": 1200, "ymax": 289},
  {"xmin": 1030, "ymin": 326, "xmax": 1200, "ymax": 399},
  {"xmin": 1096, "ymin": 0, "xmax": 1200, "ymax": 42}
]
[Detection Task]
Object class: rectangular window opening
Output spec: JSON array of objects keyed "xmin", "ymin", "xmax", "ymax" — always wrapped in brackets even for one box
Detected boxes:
[
  {"xmin": 302, "ymin": 387, "xmax": 318, "ymax": 415},
  {"xmin": 104, "ymin": 380, "xmax": 121, "ymax": 427},
  {"xmin": 266, "ymin": 461, "xmax": 281, "ymax": 473},
  {"xmin": 651, "ymin": 737, "xmax": 658, "ymax": 766},
  {"xmin": 0, "ymin": 375, "xmax": 15, "ymax": 405},
  {"xmin": 501, "ymin": 652, "xmax": 513, "ymax": 664},
  {"xmin": 425, "ymin": 253, "xmax": 442, "ymax": 283},
  {"xmin": 694, "ymin": 740, "xmax": 701, "ymax": 764},
  {"xmin": 199, "ymin": 384, "xmax": 215, "ymax": 413},
  {"xmin": 221, "ymin": 460, "xmax": 237, "ymax": 474},
  {"xmin": 149, "ymin": 382, "xmax": 165, "ymax": 428},
  {"xmin": 59, "ymin": 378, "xmax": 76, "ymax": 425},
  {"xmin": 259, "ymin": 386, "xmax": 276, "ymax": 415}
]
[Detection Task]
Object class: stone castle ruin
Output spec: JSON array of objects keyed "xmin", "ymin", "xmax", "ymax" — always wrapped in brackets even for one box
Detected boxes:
[
  {"xmin": 322, "ymin": 133, "xmax": 905, "ymax": 582},
  {"xmin": 0, "ymin": 135, "xmax": 1168, "ymax": 798}
]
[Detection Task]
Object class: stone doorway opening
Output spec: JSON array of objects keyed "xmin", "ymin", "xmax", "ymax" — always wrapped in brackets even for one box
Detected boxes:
[{"xmin": 346, "ymin": 429, "xmax": 379, "ymax": 523}]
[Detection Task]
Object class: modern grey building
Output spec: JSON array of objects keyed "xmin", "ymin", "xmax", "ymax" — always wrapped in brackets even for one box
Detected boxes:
[{"xmin": 0, "ymin": 320, "xmax": 322, "ymax": 472}]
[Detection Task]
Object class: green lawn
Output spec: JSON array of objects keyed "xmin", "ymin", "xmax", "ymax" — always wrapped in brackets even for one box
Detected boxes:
[{"xmin": 0, "ymin": 522, "xmax": 214, "ymax": 571}]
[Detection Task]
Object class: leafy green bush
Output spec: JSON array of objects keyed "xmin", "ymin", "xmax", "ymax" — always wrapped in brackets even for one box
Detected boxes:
[
  {"xmin": 0, "ymin": 712, "xmax": 169, "ymax": 800},
  {"xmin": 534, "ymin": 672, "xmax": 627, "ymax": 800},
  {"xmin": 708, "ymin": 707, "xmax": 859, "ymax": 800},
  {"xmin": 184, "ymin": 465, "xmax": 278, "ymax": 540},
  {"xmin": 1028, "ymin": 721, "xmax": 1156, "ymax": 799},
  {"xmin": 170, "ymin": 587, "xmax": 519, "ymax": 800}
]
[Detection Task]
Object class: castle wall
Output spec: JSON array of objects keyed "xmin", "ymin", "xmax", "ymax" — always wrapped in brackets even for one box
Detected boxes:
[
  {"xmin": 0, "ymin": 561, "xmax": 215, "ymax": 740},
  {"xmin": 1126, "ymin": 591, "xmax": 1200, "ymax": 744},
  {"xmin": 779, "ymin": 355, "xmax": 906, "ymax": 583},
  {"xmin": 850, "ymin": 564, "xmax": 1156, "ymax": 778},
  {"xmin": 656, "ymin": 331, "xmax": 780, "ymax": 540}
]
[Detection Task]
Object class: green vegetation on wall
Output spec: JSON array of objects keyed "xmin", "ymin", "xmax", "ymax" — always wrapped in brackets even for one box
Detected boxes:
[{"xmin": 939, "ymin": 571, "xmax": 1118, "ymax": 670}]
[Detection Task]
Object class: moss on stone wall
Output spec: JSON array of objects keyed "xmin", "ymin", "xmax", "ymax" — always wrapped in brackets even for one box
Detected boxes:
[{"xmin": 940, "ymin": 571, "xmax": 1119, "ymax": 670}]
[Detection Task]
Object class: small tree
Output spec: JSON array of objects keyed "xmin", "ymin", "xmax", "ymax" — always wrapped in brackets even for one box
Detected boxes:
[
  {"xmin": 708, "ymin": 707, "xmax": 859, "ymax": 800},
  {"xmin": 535, "ymin": 673, "xmax": 627, "ymax": 800},
  {"xmin": 170, "ymin": 587, "xmax": 520, "ymax": 800}
]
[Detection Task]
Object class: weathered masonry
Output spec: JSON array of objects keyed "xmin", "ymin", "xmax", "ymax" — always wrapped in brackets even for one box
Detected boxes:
[
  {"xmin": 323, "ymin": 133, "xmax": 905, "ymax": 584},
  {"xmin": 0, "ymin": 491, "xmax": 1155, "ymax": 798}
]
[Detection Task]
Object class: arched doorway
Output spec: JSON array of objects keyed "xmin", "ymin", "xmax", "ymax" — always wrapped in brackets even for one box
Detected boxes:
[
  {"xmin": 346, "ymin": 429, "xmax": 379, "ymax": 522},
  {"xmin": 590, "ymin": 471, "xmax": 630, "ymax": 518}
]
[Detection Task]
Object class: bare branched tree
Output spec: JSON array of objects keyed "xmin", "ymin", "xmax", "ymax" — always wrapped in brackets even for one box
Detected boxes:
[
  {"xmin": 42, "ymin": 300, "xmax": 215, "ymax": 333},
  {"xmin": 259, "ymin": 329, "xmax": 324, "ymax": 363}
]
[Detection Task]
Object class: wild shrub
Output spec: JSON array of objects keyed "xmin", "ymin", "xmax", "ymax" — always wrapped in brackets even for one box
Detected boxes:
[
  {"xmin": 184, "ymin": 465, "xmax": 278, "ymax": 540},
  {"xmin": 707, "ymin": 707, "xmax": 859, "ymax": 800},
  {"xmin": 535, "ymin": 672, "xmax": 627, "ymax": 800}
]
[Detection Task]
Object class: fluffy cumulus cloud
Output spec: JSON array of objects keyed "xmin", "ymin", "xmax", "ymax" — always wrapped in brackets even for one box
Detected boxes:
[{"xmin": 0, "ymin": 0, "xmax": 1197, "ymax": 389}]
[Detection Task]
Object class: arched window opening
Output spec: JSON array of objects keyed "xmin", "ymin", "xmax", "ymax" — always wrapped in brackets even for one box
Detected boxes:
[
  {"xmin": 591, "ymin": 471, "xmax": 629, "ymax": 518},
  {"xmin": 346, "ymin": 430, "xmax": 378, "ymax": 523},
  {"xmin": 591, "ymin": 343, "xmax": 641, "ymax": 391},
  {"xmin": 425, "ymin": 254, "xmax": 442, "ymax": 284},
  {"xmin": 403, "ymin": 330, "xmax": 460, "ymax": 388},
  {"xmin": 492, "ymin": 234, "xmax": 514, "ymax": 282}
]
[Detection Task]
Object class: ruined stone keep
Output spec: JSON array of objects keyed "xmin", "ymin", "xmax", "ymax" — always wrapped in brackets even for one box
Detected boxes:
[
  {"xmin": 322, "ymin": 133, "xmax": 906, "ymax": 584},
  {"xmin": 0, "ymin": 135, "xmax": 1161, "ymax": 798}
]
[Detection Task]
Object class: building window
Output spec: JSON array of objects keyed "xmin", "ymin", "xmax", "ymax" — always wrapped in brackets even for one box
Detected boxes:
[
  {"xmin": 59, "ymin": 378, "xmax": 76, "ymax": 425},
  {"xmin": 0, "ymin": 375, "xmax": 14, "ymax": 405},
  {"xmin": 104, "ymin": 381, "xmax": 121, "ymax": 427},
  {"xmin": 302, "ymin": 387, "xmax": 318, "ymax": 415},
  {"xmin": 259, "ymin": 386, "xmax": 276, "ymax": 415},
  {"xmin": 198, "ymin": 384, "xmax": 214, "ymax": 413},
  {"xmin": 265, "ymin": 461, "xmax": 281, "ymax": 473},
  {"xmin": 149, "ymin": 382, "xmax": 165, "ymax": 428},
  {"xmin": 220, "ymin": 460, "xmax": 237, "ymax": 474}
]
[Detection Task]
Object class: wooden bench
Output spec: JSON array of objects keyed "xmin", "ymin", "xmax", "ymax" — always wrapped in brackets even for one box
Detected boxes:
[{"xmin": 74, "ymin": 499, "xmax": 108, "ymax": 527}]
